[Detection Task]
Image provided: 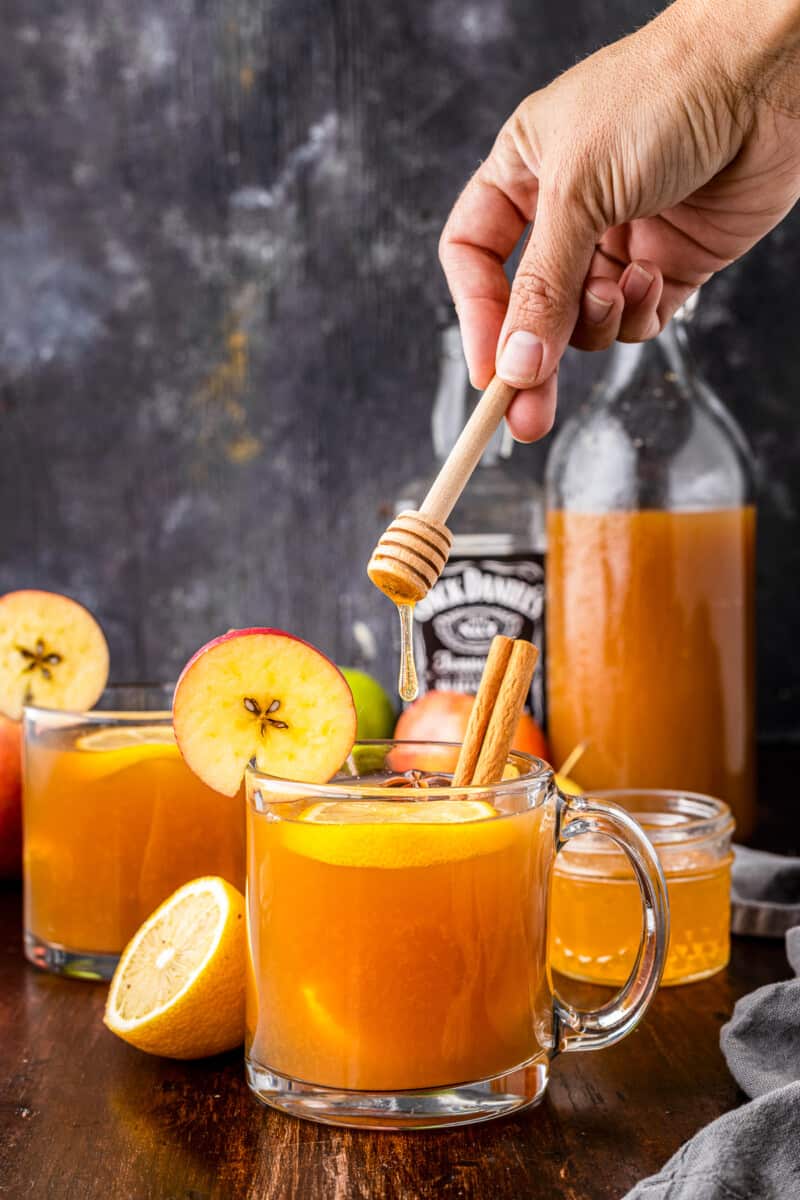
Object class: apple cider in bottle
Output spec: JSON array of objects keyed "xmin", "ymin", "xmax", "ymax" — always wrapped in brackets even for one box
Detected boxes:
[
  {"xmin": 396, "ymin": 327, "xmax": 546, "ymax": 722},
  {"xmin": 545, "ymin": 299, "xmax": 756, "ymax": 838}
]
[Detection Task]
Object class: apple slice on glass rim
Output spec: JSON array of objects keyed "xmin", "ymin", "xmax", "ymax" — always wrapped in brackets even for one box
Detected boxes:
[
  {"xmin": 0, "ymin": 590, "xmax": 110, "ymax": 721},
  {"xmin": 172, "ymin": 628, "xmax": 358, "ymax": 795}
]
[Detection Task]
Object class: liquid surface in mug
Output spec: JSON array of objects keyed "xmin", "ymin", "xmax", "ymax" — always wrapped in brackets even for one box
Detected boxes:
[
  {"xmin": 246, "ymin": 797, "xmax": 551, "ymax": 1091},
  {"xmin": 550, "ymin": 849, "xmax": 731, "ymax": 986},
  {"xmin": 546, "ymin": 508, "xmax": 755, "ymax": 837},
  {"xmin": 24, "ymin": 724, "xmax": 245, "ymax": 954}
]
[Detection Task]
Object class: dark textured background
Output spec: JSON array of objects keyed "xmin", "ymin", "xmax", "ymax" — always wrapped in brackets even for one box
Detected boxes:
[{"xmin": 0, "ymin": 0, "xmax": 798, "ymax": 736}]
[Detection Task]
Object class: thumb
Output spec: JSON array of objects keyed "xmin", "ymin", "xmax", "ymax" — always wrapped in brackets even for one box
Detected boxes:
[{"xmin": 496, "ymin": 189, "xmax": 598, "ymax": 389}]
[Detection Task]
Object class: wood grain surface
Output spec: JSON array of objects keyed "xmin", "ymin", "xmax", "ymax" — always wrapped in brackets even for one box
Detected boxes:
[
  {"xmin": 0, "ymin": 1, "xmax": 797, "ymax": 739},
  {"xmin": 0, "ymin": 881, "xmax": 791, "ymax": 1200}
]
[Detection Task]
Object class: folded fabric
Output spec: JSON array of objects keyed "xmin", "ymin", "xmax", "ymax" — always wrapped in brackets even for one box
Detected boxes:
[
  {"xmin": 624, "ymin": 1081, "xmax": 800, "ymax": 1199},
  {"xmin": 720, "ymin": 934, "xmax": 800, "ymax": 1098},
  {"xmin": 731, "ymin": 846, "xmax": 800, "ymax": 937},
  {"xmin": 625, "ymin": 926, "xmax": 800, "ymax": 1198}
]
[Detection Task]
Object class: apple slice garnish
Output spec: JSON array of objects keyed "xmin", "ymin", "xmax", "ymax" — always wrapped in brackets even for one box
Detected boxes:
[
  {"xmin": 0, "ymin": 590, "xmax": 110, "ymax": 720},
  {"xmin": 173, "ymin": 628, "xmax": 357, "ymax": 795}
]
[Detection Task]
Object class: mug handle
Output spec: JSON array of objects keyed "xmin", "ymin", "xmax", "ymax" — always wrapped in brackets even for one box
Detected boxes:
[{"xmin": 551, "ymin": 789, "xmax": 670, "ymax": 1053}]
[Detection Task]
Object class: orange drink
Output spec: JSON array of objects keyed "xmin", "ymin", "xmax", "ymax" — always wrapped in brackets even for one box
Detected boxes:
[
  {"xmin": 244, "ymin": 742, "xmax": 669, "ymax": 1129},
  {"xmin": 247, "ymin": 797, "xmax": 549, "ymax": 1092},
  {"xmin": 23, "ymin": 689, "xmax": 245, "ymax": 977},
  {"xmin": 550, "ymin": 790, "xmax": 733, "ymax": 987},
  {"xmin": 546, "ymin": 508, "xmax": 756, "ymax": 838}
]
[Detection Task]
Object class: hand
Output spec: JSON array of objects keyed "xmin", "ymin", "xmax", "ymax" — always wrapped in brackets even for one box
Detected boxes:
[{"xmin": 439, "ymin": 0, "xmax": 800, "ymax": 441}]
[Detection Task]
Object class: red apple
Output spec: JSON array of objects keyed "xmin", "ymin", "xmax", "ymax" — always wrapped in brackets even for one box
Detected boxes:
[
  {"xmin": 0, "ymin": 714, "xmax": 22, "ymax": 878},
  {"xmin": 0, "ymin": 589, "xmax": 109, "ymax": 720},
  {"xmin": 173, "ymin": 628, "xmax": 358, "ymax": 795},
  {"xmin": 393, "ymin": 690, "xmax": 549, "ymax": 773}
]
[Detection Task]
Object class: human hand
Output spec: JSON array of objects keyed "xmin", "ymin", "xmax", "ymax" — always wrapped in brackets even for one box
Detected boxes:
[{"xmin": 439, "ymin": 0, "xmax": 800, "ymax": 441}]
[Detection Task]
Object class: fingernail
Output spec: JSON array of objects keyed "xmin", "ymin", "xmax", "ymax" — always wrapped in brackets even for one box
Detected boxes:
[
  {"xmin": 497, "ymin": 330, "xmax": 542, "ymax": 387},
  {"xmin": 584, "ymin": 290, "xmax": 614, "ymax": 325},
  {"xmin": 622, "ymin": 263, "xmax": 654, "ymax": 306}
]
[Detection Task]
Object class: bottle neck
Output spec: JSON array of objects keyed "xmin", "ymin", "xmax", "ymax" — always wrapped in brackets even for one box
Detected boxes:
[
  {"xmin": 546, "ymin": 306, "xmax": 755, "ymax": 512},
  {"xmin": 604, "ymin": 319, "xmax": 693, "ymax": 401}
]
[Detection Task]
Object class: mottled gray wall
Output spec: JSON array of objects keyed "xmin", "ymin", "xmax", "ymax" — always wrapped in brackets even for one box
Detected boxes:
[{"xmin": 0, "ymin": 1, "xmax": 798, "ymax": 736}]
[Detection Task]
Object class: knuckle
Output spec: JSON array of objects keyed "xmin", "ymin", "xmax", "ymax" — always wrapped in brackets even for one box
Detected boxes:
[
  {"xmin": 511, "ymin": 269, "xmax": 568, "ymax": 333},
  {"xmin": 544, "ymin": 153, "xmax": 589, "ymax": 210}
]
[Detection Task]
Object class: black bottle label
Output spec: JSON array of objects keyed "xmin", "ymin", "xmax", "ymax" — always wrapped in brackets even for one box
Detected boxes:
[{"xmin": 412, "ymin": 553, "xmax": 546, "ymax": 724}]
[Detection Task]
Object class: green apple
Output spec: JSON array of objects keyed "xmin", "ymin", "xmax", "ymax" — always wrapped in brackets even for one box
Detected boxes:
[{"xmin": 339, "ymin": 668, "xmax": 396, "ymax": 741}]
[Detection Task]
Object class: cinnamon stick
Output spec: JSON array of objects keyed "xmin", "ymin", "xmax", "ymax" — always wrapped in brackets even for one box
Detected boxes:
[
  {"xmin": 452, "ymin": 636, "xmax": 513, "ymax": 786},
  {"xmin": 471, "ymin": 640, "xmax": 539, "ymax": 787}
]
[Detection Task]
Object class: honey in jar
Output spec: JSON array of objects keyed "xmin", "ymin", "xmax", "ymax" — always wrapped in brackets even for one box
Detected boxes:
[{"xmin": 549, "ymin": 789, "xmax": 733, "ymax": 986}]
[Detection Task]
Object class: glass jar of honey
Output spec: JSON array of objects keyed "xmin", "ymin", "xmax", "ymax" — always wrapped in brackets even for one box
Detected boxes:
[{"xmin": 550, "ymin": 790, "xmax": 734, "ymax": 987}]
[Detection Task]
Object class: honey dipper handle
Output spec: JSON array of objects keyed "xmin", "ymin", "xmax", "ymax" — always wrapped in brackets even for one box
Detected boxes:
[{"xmin": 420, "ymin": 376, "xmax": 517, "ymax": 524}]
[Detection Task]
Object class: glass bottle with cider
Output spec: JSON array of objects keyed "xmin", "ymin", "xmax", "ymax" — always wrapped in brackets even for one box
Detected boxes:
[
  {"xmin": 545, "ymin": 299, "xmax": 757, "ymax": 838},
  {"xmin": 397, "ymin": 327, "xmax": 547, "ymax": 723}
]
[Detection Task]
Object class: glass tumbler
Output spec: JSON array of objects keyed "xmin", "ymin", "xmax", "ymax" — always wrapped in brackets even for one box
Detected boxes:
[
  {"xmin": 245, "ymin": 740, "xmax": 669, "ymax": 1130},
  {"xmin": 23, "ymin": 685, "xmax": 245, "ymax": 979}
]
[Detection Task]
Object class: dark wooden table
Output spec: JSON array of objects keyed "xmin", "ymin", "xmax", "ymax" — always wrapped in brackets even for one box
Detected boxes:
[{"xmin": 0, "ymin": 883, "xmax": 791, "ymax": 1200}]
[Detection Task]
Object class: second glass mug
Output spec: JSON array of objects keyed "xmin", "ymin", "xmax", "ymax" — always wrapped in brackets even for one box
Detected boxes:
[
  {"xmin": 245, "ymin": 739, "xmax": 670, "ymax": 1130},
  {"xmin": 23, "ymin": 686, "xmax": 246, "ymax": 979}
]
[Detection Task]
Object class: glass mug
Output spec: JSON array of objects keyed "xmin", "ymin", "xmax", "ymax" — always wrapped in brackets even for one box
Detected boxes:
[
  {"xmin": 23, "ymin": 686, "xmax": 245, "ymax": 979},
  {"xmin": 245, "ymin": 740, "xmax": 669, "ymax": 1130}
]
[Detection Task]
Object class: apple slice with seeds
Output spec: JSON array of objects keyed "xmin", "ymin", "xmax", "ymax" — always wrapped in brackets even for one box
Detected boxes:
[
  {"xmin": 173, "ymin": 629, "xmax": 357, "ymax": 795},
  {"xmin": 0, "ymin": 590, "xmax": 110, "ymax": 720}
]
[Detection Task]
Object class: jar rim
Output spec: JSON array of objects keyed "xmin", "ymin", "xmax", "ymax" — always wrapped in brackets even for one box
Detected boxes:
[{"xmin": 565, "ymin": 788, "xmax": 734, "ymax": 850}]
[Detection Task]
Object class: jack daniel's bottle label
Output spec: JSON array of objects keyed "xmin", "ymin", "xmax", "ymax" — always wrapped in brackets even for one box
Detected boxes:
[{"xmin": 412, "ymin": 553, "xmax": 546, "ymax": 724}]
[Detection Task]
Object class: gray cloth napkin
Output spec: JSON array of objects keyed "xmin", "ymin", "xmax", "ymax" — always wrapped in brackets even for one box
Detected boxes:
[
  {"xmin": 624, "ymin": 857, "xmax": 800, "ymax": 1199},
  {"xmin": 624, "ymin": 1081, "xmax": 800, "ymax": 1199},
  {"xmin": 731, "ymin": 846, "xmax": 800, "ymax": 937}
]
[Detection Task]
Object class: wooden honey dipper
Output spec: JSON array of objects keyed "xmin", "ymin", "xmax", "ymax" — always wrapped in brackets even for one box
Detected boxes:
[{"xmin": 367, "ymin": 376, "xmax": 517, "ymax": 603}]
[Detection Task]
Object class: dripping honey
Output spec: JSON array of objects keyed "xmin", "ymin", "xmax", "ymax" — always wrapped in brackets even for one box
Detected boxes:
[{"xmin": 397, "ymin": 602, "xmax": 419, "ymax": 702}]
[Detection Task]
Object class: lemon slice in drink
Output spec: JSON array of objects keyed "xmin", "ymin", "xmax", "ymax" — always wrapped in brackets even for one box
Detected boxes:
[
  {"xmin": 104, "ymin": 876, "xmax": 245, "ymax": 1059},
  {"xmin": 300, "ymin": 799, "xmax": 496, "ymax": 825},
  {"xmin": 279, "ymin": 797, "xmax": 514, "ymax": 870},
  {"xmin": 76, "ymin": 725, "xmax": 176, "ymax": 752}
]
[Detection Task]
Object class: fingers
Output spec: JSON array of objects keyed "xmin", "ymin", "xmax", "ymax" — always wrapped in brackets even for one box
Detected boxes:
[
  {"xmin": 439, "ymin": 172, "xmax": 530, "ymax": 389},
  {"xmin": 504, "ymin": 372, "xmax": 559, "ymax": 444},
  {"xmin": 495, "ymin": 187, "xmax": 599, "ymax": 390},
  {"xmin": 618, "ymin": 261, "xmax": 663, "ymax": 342},
  {"xmin": 570, "ymin": 276, "xmax": 624, "ymax": 352},
  {"xmin": 570, "ymin": 259, "xmax": 664, "ymax": 351}
]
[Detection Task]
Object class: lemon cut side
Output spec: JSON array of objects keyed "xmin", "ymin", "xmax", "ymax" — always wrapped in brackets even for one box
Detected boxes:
[{"xmin": 104, "ymin": 876, "xmax": 246, "ymax": 1060}]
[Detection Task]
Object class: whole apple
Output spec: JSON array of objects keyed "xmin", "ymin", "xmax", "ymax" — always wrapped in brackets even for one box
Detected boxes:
[
  {"xmin": 339, "ymin": 668, "xmax": 396, "ymax": 741},
  {"xmin": 0, "ymin": 715, "xmax": 22, "ymax": 878}
]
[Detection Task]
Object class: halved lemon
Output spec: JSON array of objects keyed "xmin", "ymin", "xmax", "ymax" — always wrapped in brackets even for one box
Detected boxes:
[{"xmin": 104, "ymin": 876, "xmax": 246, "ymax": 1060}]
